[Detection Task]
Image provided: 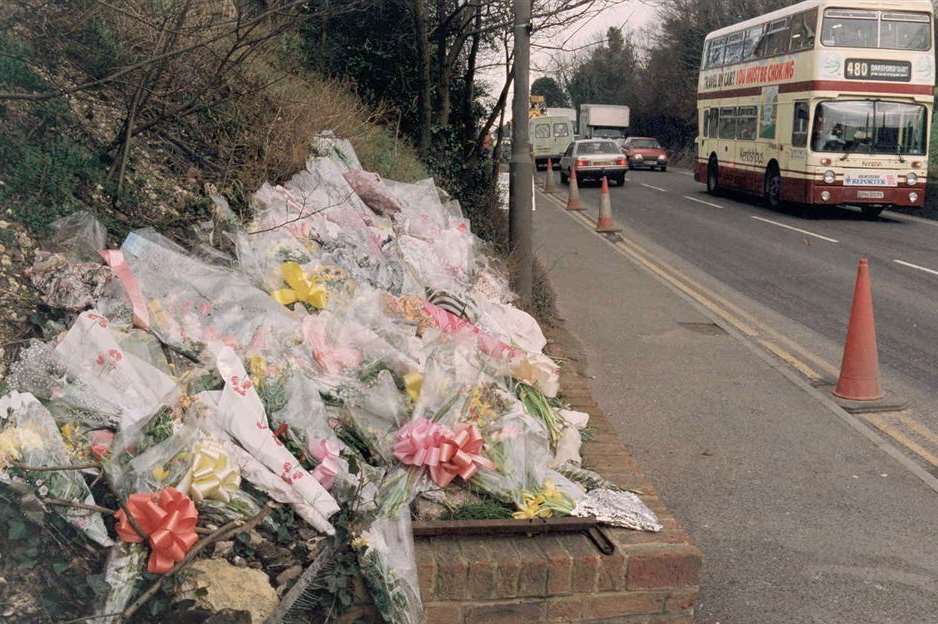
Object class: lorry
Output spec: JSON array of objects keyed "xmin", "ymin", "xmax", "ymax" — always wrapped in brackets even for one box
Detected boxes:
[
  {"xmin": 545, "ymin": 107, "xmax": 577, "ymax": 123},
  {"xmin": 529, "ymin": 115, "xmax": 575, "ymax": 170},
  {"xmin": 578, "ymin": 104, "xmax": 630, "ymax": 140}
]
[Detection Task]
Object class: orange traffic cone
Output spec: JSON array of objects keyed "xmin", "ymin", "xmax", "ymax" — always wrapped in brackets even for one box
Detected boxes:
[
  {"xmin": 833, "ymin": 258, "xmax": 883, "ymax": 401},
  {"xmin": 544, "ymin": 159, "xmax": 556, "ymax": 193},
  {"xmin": 595, "ymin": 176, "xmax": 621, "ymax": 233},
  {"xmin": 566, "ymin": 165, "xmax": 583, "ymax": 211}
]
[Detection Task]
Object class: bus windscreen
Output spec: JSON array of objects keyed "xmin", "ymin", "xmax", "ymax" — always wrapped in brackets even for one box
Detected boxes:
[{"xmin": 811, "ymin": 101, "xmax": 927, "ymax": 156}]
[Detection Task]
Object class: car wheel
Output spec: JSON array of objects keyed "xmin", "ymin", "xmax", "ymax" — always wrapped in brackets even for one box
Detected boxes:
[
  {"xmin": 861, "ymin": 206, "xmax": 884, "ymax": 219},
  {"xmin": 706, "ymin": 158, "xmax": 719, "ymax": 195},
  {"xmin": 560, "ymin": 170, "xmax": 569, "ymax": 184},
  {"xmin": 615, "ymin": 174, "xmax": 626, "ymax": 186},
  {"xmin": 764, "ymin": 166, "xmax": 783, "ymax": 209},
  {"xmin": 660, "ymin": 165, "xmax": 667, "ymax": 172}
]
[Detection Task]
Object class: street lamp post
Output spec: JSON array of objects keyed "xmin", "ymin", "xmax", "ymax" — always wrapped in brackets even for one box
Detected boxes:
[{"xmin": 509, "ymin": 0, "xmax": 533, "ymax": 305}]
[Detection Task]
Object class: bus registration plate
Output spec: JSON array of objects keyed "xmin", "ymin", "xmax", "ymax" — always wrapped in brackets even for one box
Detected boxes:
[
  {"xmin": 857, "ymin": 190, "xmax": 885, "ymax": 200},
  {"xmin": 844, "ymin": 172, "xmax": 897, "ymax": 187}
]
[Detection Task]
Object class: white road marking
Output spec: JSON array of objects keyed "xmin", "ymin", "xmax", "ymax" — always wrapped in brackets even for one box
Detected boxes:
[
  {"xmin": 677, "ymin": 170, "xmax": 695, "ymax": 176},
  {"xmin": 884, "ymin": 210, "xmax": 938, "ymax": 228},
  {"xmin": 684, "ymin": 195, "xmax": 724, "ymax": 209},
  {"xmin": 750, "ymin": 216, "xmax": 839, "ymax": 243},
  {"xmin": 894, "ymin": 259, "xmax": 938, "ymax": 276},
  {"xmin": 641, "ymin": 183, "xmax": 668, "ymax": 192}
]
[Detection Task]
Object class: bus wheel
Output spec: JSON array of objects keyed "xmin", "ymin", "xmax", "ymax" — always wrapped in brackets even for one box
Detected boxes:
[
  {"xmin": 764, "ymin": 167, "xmax": 782, "ymax": 209},
  {"xmin": 861, "ymin": 206, "xmax": 884, "ymax": 219},
  {"xmin": 706, "ymin": 158, "xmax": 719, "ymax": 194}
]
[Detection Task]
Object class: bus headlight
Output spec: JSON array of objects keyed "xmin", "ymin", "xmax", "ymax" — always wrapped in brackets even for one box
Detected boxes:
[
  {"xmin": 821, "ymin": 191, "xmax": 831, "ymax": 202},
  {"xmin": 823, "ymin": 170, "xmax": 836, "ymax": 184},
  {"xmin": 910, "ymin": 192, "xmax": 920, "ymax": 203},
  {"xmin": 907, "ymin": 172, "xmax": 918, "ymax": 186}
]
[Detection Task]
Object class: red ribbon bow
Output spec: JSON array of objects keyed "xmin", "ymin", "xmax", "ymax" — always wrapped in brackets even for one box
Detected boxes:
[{"xmin": 115, "ymin": 487, "xmax": 199, "ymax": 574}]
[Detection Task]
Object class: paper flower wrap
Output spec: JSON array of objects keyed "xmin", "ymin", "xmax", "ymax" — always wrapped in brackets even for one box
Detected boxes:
[
  {"xmin": 214, "ymin": 347, "xmax": 339, "ymax": 534},
  {"xmin": 115, "ymin": 487, "xmax": 198, "ymax": 574}
]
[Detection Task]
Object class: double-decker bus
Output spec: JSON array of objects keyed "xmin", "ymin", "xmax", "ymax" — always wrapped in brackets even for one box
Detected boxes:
[{"xmin": 694, "ymin": 0, "xmax": 934, "ymax": 217}]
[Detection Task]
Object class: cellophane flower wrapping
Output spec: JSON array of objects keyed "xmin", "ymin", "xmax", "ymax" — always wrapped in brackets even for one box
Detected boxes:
[
  {"xmin": 356, "ymin": 507, "xmax": 424, "ymax": 624},
  {"xmin": 95, "ymin": 542, "xmax": 147, "ymax": 623},
  {"xmin": 0, "ymin": 391, "xmax": 113, "ymax": 546}
]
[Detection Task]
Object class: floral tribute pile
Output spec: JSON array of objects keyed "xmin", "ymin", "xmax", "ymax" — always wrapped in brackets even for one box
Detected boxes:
[{"xmin": 0, "ymin": 135, "xmax": 659, "ymax": 624}]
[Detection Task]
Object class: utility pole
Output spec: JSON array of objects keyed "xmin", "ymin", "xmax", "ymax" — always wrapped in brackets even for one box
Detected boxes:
[{"xmin": 509, "ymin": 0, "xmax": 533, "ymax": 306}]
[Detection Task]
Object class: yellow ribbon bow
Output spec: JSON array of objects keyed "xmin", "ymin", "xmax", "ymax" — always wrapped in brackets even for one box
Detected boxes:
[
  {"xmin": 179, "ymin": 441, "xmax": 241, "ymax": 503},
  {"xmin": 272, "ymin": 262, "xmax": 328, "ymax": 310}
]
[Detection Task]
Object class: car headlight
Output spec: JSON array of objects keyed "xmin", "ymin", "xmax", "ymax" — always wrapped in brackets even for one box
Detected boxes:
[
  {"xmin": 907, "ymin": 172, "xmax": 918, "ymax": 186},
  {"xmin": 634, "ymin": 154, "xmax": 643, "ymax": 160},
  {"xmin": 658, "ymin": 155, "xmax": 666, "ymax": 161},
  {"xmin": 823, "ymin": 170, "xmax": 835, "ymax": 184}
]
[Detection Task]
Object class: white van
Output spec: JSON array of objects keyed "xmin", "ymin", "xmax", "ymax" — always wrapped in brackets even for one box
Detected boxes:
[{"xmin": 529, "ymin": 115, "xmax": 575, "ymax": 170}]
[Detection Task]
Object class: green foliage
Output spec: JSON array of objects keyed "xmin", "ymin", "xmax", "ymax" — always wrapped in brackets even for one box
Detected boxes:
[
  {"xmin": 441, "ymin": 499, "xmax": 514, "ymax": 521},
  {"xmin": 531, "ymin": 76, "xmax": 570, "ymax": 108},
  {"xmin": 0, "ymin": 488, "xmax": 105, "ymax": 622},
  {"xmin": 63, "ymin": 14, "xmax": 126, "ymax": 79},
  {"xmin": 0, "ymin": 33, "xmax": 106, "ymax": 233},
  {"xmin": 0, "ymin": 36, "xmax": 45, "ymax": 92}
]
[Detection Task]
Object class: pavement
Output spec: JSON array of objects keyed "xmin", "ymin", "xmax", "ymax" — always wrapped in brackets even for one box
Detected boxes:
[{"xmin": 531, "ymin": 176, "xmax": 938, "ymax": 623}]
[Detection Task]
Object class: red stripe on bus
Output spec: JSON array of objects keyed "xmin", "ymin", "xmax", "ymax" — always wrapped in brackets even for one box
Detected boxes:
[{"xmin": 698, "ymin": 80, "xmax": 934, "ymax": 100}]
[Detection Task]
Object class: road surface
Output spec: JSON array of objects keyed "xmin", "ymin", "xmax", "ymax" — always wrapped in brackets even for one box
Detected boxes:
[{"xmin": 542, "ymin": 166, "xmax": 938, "ymax": 472}]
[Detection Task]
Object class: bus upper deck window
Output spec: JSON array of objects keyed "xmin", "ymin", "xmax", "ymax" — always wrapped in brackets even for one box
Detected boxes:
[
  {"xmin": 743, "ymin": 25, "xmax": 765, "ymax": 60},
  {"xmin": 822, "ymin": 9, "xmax": 878, "ymax": 49},
  {"xmin": 706, "ymin": 38, "xmax": 726, "ymax": 68},
  {"xmin": 789, "ymin": 9, "xmax": 818, "ymax": 52},
  {"xmin": 756, "ymin": 18, "xmax": 790, "ymax": 57},
  {"xmin": 724, "ymin": 32, "xmax": 745, "ymax": 65},
  {"xmin": 881, "ymin": 12, "xmax": 931, "ymax": 51}
]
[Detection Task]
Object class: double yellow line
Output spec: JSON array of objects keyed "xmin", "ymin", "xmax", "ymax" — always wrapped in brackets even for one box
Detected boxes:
[
  {"xmin": 539, "ymin": 188, "xmax": 938, "ymax": 473},
  {"xmin": 542, "ymin": 190, "xmax": 835, "ymax": 385}
]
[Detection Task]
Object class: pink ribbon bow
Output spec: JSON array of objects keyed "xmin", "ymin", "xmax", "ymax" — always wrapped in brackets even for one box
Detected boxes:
[
  {"xmin": 115, "ymin": 487, "xmax": 199, "ymax": 574},
  {"xmin": 393, "ymin": 419, "xmax": 494, "ymax": 488},
  {"xmin": 309, "ymin": 438, "xmax": 342, "ymax": 490}
]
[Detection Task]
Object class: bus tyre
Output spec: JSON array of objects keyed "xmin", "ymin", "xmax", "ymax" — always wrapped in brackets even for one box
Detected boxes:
[
  {"xmin": 764, "ymin": 167, "xmax": 782, "ymax": 209},
  {"xmin": 706, "ymin": 159, "xmax": 719, "ymax": 195},
  {"xmin": 862, "ymin": 206, "xmax": 884, "ymax": 219}
]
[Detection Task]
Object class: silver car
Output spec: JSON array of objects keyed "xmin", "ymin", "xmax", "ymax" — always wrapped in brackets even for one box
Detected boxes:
[{"xmin": 559, "ymin": 139, "xmax": 628, "ymax": 186}]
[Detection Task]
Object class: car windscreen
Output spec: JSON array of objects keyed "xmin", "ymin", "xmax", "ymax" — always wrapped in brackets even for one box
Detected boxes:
[
  {"xmin": 811, "ymin": 100, "xmax": 927, "ymax": 155},
  {"xmin": 627, "ymin": 139, "xmax": 661, "ymax": 149},
  {"xmin": 577, "ymin": 141, "xmax": 619, "ymax": 154}
]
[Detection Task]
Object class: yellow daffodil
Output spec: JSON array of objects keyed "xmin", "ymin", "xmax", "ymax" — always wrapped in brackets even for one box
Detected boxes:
[
  {"xmin": 152, "ymin": 466, "xmax": 170, "ymax": 482},
  {"xmin": 248, "ymin": 355, "xmax": 268, "ymax": 386},
  {"xmin": 404, "ymin": 372, "xmax": 423, "ymax": 402},
  {"xmin": 272, "ymin": 262, "xmax": 328, "ymax": 310},
  {"xmin": 0, "ymin": 428, "xmax": 23, "ymax": 469}
]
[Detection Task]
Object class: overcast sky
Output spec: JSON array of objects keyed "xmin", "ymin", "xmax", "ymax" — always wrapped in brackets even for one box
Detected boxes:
[{"xmin": 488, "ymin": 0, "xmax": 659, "ymax": 122}]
